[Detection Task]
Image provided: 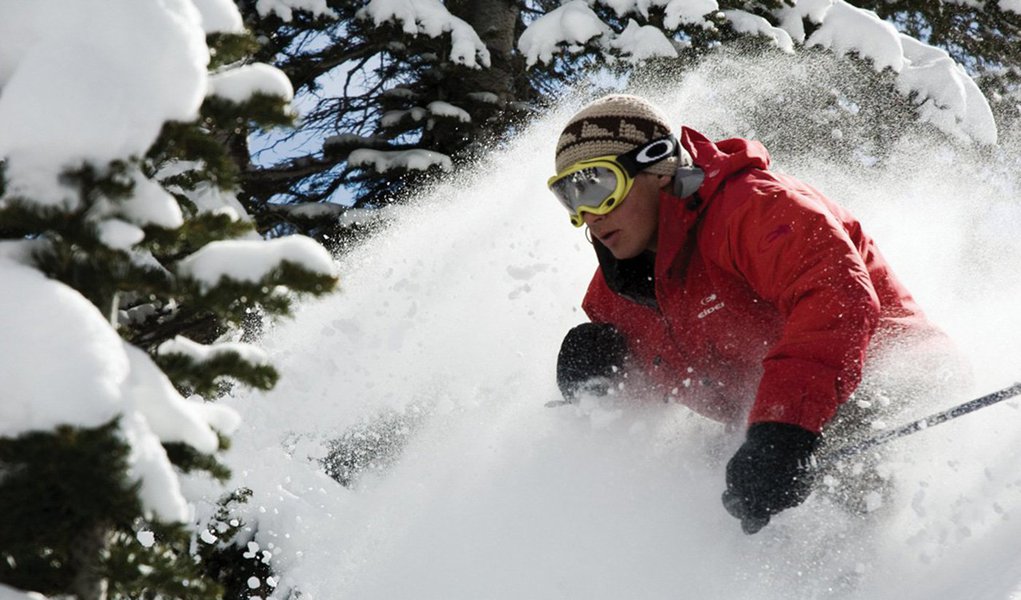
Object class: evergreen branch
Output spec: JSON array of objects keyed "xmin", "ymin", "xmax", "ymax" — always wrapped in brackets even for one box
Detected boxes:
[{"xmin": 157, "ymin": 351, "xmax": 279, "ymax": 397}]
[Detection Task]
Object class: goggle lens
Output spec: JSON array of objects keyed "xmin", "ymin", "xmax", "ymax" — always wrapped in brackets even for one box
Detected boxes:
[
  {"xmin": 549, "ymin": 166, "xmax": 621, "ymax": 214},
  {"xmin": 548, "ymin": 135, "xmax": 678, "ymax": 227}
]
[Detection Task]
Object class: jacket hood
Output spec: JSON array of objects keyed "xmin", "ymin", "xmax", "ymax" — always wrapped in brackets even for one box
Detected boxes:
[
  {"xmin": 592, "ymin": 128, "xmax": 771, "ymax": 306},
  {"xmin": 680, "ymin": 127, "xmax": 770, "ymax": 200}
]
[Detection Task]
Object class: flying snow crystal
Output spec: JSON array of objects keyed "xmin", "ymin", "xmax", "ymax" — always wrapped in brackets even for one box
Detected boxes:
[
  {"xmin": 205, "ymin": 38, "xmax": 1021, "ymax": 593},
  {"xmin": 0, "ymin": 0, "xmax": 209, "ymax": 210},
  {"xmin": 360, "ymin": 0, "xmax": 491, "ymax": 68}
]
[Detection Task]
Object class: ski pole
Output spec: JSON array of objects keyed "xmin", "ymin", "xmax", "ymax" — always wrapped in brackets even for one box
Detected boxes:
[{"xmin": 818, "ymin": 381, "xmax": 1021, "ymax": 467}]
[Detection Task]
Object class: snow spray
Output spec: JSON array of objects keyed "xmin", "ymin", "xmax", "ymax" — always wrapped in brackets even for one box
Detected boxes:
[{"xmin": 205, "ymin": 50, "xmax": 1021, "ymax": 599}]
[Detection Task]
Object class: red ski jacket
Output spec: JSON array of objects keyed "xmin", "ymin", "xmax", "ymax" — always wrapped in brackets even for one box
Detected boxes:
[{"xmin": 582, "ymin": 127, "xmax": 938, "ymax": 433}]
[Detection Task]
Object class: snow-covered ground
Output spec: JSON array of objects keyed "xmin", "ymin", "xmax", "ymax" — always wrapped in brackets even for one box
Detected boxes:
[{"xmin": 203, "ymin": 58, "xmax": 1021, "ymax": 599}]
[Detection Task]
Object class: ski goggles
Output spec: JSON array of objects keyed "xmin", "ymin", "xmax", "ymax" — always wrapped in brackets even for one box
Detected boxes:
[{"xmin": 547, "ymin": 135, "xmax": 678, "ymax": 227}]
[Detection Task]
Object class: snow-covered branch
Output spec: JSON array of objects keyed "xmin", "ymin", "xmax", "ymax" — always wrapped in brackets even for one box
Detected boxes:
[
  {"xmin": 519, "ymin": 0, "xmax": 998, "ymax": 144},
  {"xmin": 348, "ymin": 148, "xmax": 454, "ymax": 173},
  {"xmin": 208, "ymin": 63, "xmax": 295, "ymax": 104},
  {"xmin": 518, "ymin": 1, "xmax": 611, "ymax": 67},
  {"xmin": 359, "ymin": 0, "xmax": 492, "ymax": 68}
]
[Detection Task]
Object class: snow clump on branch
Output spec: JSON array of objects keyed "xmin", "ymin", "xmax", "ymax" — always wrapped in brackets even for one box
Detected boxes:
[
  {"xmin": 0, "ymin": 0, "xmax": 207, "ymax": 211},
  {"xmin": 610, "ymin": 20, "xmax": 679, "ymax": 63},
  {"xmin": 360, "ymin": 0, "xmax": 492, "ymax": 68},
  {"xmin": 519, "ymin": 0, "xmax": 997, "ymax": 144},
  {"xmin": 253, "ymin": 0, "xmax": 336, "ymax": 21},
  {"xmin": 177, "ymin": 236, "xmax": 338, "ymax": 292},
  {"xmin": 0, "ymin": 260, "xmax": 239, "ymax": 522},
  {"xmin": 208, "ymin": 62, "xmax": 295, "ymax": 103},
  {"xmin": 348, "ymin": 148, "xmax": 455, "ymax": 173}
]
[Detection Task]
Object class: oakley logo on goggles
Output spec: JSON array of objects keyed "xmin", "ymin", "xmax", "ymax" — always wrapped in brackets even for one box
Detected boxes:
[{"xmin": 548, "ymin": 135, "xmax": 678, "ymax": 227}]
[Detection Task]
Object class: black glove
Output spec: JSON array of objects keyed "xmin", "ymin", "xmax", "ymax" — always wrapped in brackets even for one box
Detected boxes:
[
  {"xmin": 722, "ymin": 422, "xmax": 819, "ymax": 534},
  {"xmin": 555, "ymin": 323, "xmax": 628, "ymax": 402}
]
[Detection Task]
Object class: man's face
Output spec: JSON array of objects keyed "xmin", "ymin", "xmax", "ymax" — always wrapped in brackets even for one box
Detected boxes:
[{"xmin": 582, "ymin": 172, "xmax": 666, "ymax": 259}]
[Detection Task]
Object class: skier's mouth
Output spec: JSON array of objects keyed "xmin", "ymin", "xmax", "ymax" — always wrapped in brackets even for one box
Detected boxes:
[{"xmin": 599, "ymin": 230, "xmax": 620, "ymax": 245}]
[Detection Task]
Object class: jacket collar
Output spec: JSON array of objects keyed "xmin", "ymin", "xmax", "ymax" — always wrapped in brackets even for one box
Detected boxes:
[
  {"xmin": 595, "ymin": 127, "xmax": 771, "ymax": 302},
  {"xmin": 653, "ymin": 127, "xmax": 772, "ymax": 278},
  {"xmin": 680, "ymin": 126, "xmax": 770, "ymax": 200}
]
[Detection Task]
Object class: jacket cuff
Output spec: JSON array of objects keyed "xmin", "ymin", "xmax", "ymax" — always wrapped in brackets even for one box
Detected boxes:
[{"xmin": 748, "ymin": 358, "xmax": 842, "ymax": 434}]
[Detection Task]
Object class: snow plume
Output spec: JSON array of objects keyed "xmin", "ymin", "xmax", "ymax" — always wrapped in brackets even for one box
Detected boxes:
[{"xmin": 210, "ymin": 51, "xmax": 1021, "ymax": 598}]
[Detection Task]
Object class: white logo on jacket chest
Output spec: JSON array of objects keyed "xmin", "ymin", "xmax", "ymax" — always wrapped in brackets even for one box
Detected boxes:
[{"xmin": 697, "ymin": 294, "xmax": 725, "ymax": 319}]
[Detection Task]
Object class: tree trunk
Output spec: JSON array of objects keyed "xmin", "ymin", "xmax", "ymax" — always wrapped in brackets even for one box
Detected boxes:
[
  {"xmin": 449, "ymin": 0, "xmax": 522, "ymax": 103},
  {"xmin": 69, "ymin": 524, "xmax": 108, "ymax": 600}
]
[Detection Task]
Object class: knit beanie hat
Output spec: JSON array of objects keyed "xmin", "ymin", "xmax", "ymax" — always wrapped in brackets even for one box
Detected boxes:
[{"xmin": 554, "ymin": 94, "xmax": 689, "ymax": 177}]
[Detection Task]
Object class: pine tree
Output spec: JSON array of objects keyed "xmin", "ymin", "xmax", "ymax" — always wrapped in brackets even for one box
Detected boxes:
[
  {"xmin": 235, "ymin": 0, "xmax": 534, "ymax": 250},
  {"xmin": 0, "ymin": 4, "xmax": 337, "ymax": 598},
  {"xmin": 853, "ymin": 0, "xmax": 1021, "ymax": 129}
]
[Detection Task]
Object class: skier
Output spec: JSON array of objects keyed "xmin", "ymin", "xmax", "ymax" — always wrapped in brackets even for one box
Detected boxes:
[{"xmin": 548, "ymin": 94, "xmax": 965, "ymax": 533}]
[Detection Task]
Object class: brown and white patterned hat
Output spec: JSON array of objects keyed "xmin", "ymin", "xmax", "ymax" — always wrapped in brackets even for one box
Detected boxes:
[{"xmin": 554, "ymin": 94, "xmax": 689, "ymax": 177}]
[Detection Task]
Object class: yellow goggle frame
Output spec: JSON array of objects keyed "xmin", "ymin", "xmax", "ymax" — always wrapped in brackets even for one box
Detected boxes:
[
  {"xmin": 547, "ymin": 158, "xmax": 633, "ymax": 227},
  {"xmin": 547, "ymin": 135, "xmax": 678, "ymax": 227}
]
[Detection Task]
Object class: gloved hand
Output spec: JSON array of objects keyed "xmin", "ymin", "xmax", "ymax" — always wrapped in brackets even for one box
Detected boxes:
[
  {"xmin": 722, "ymin": 422, "xmax": 819, "ymax": 534},
  {"xmin": 554, "ymin": 322, "xmax": 628, "ymax": 402}
]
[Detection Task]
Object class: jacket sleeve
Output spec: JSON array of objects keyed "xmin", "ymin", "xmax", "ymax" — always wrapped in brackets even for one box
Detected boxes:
[{"xmin": 716, "ymin": 178, "xmax": 880, "ymax": 433}]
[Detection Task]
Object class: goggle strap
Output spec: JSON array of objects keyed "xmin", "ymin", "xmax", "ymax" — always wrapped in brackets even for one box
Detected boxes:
[{"xmin": 614, "ymin": 135, "xmax": 678, "ymax": 176}]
